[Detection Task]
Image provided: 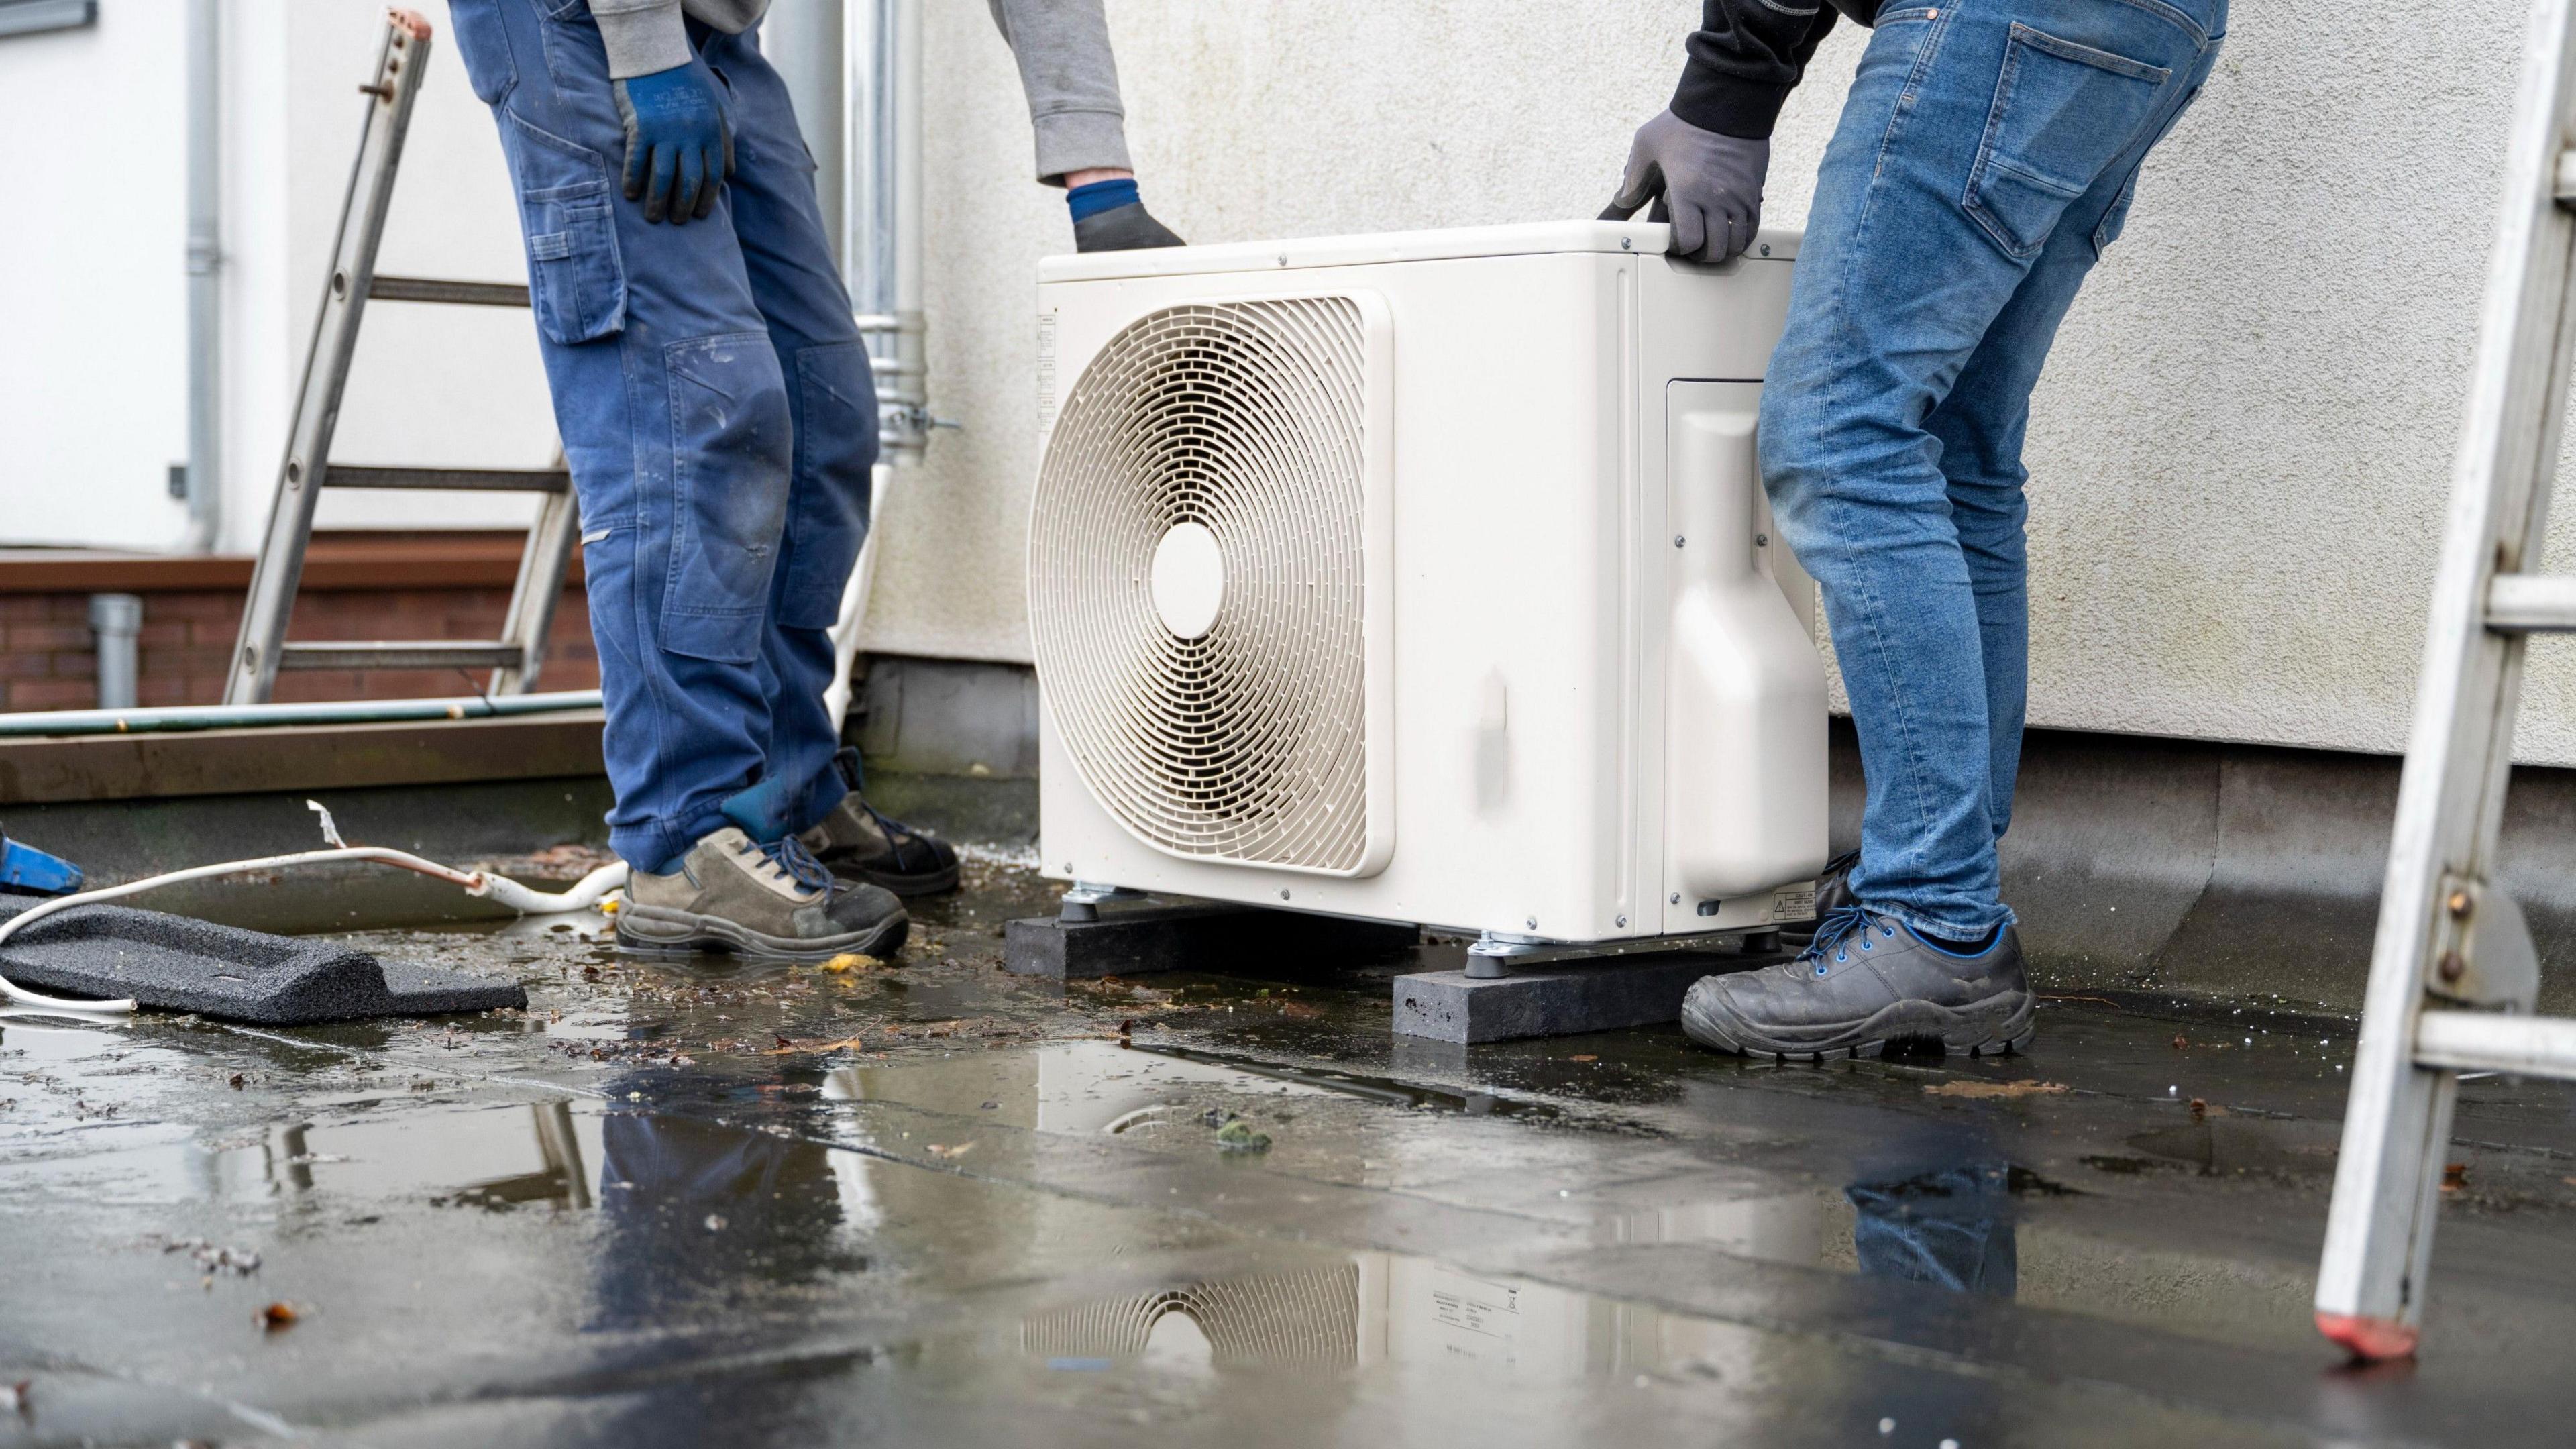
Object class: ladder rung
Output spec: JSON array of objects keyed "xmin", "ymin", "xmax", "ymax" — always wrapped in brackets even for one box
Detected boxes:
[
  {"xmin": 2414, "ymin": 1009, "xmax": 2576, "ymax": 1077},
  {"xmin": 278, "ymin": 642, "xmax": 524, "ymax": 671},
  {"xmin": 321, "ymin": 466, "xmax": 570, "ymax": 493},
  {"xmin": 368, "ymin": 275, "xmax": 531, "ymax": 307},
  {"xmin": 2483, "ymin": 574, "xmax": 2576, "ymax": 632}
]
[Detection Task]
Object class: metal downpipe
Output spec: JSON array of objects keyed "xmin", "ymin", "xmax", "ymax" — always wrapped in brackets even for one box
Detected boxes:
[{"xmin": 178, "ymin": 0, "xmax": 223, "ymax": 554}]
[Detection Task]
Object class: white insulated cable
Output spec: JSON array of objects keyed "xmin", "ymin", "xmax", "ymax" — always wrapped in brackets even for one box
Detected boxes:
[{"xmin": 0, "ymin": 807, "xmax": 628, "ymax": 1013}]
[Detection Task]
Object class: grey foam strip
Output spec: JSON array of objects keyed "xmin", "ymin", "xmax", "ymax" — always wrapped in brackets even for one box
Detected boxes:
[{"xmin": 0, "ymin": 890, "xmax": 524, "ymax": 1024}]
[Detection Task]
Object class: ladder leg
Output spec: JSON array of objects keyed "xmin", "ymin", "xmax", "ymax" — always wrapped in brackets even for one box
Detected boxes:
[
  {"xmin": 223, "ymin": 14, "xmax": 432, "ymax": 704},
  {"xmin": 490, "ymin": 479, "xmax": 580, "ymax": 695},
  {"xmin": 2316, "ymin": 0, "xmax": 2576, "ymax": 1360}
]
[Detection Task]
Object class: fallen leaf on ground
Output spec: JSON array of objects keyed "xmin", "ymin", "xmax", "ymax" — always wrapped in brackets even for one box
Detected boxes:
[
  {"xmin": 1279, "ymin": 1001, "xmax": 1323, "ymax": 1019},
  {"xmin": 762, "ymin": 1036, "xmax": 874, "ymax": 1055},
  {"xmin": 1923, "ymin": 1079, "xmax": 2069, "ymax": 1100},
  {"xmin": 1568, "ymin": 1055, "xmax": 1599, "ymax": 1063},
  {"xmin": 1215, "ymin": 1118, "xmax": 1273, "ymax": 1154},
  {"xmin": 927, "ymin": 1142, "xmax": 977, "ymax": 1159},
  {"xmin": 820, "ymin": 953, "xmax": 881, "ymax": 975},
  {"xmin": 2441, "ymin": 1163, "xmax": 2469, "ymax": 1192},
  {"xmin": 254, "ymin": 1302, "xmax": 299, "ymax": 1332}
]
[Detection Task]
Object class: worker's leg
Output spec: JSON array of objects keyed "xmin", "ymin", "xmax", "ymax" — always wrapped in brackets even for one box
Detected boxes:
[
  {"xmin": 693, "ymin": 25, "xmax": 963, "ymax": 897},
  {"xmin": 446, "ymin": 1, "xmax": 796, "ymax": 874},
  {"xmin": 1925, "ymin": 33, "xmax": 2224, "ymax": 844},
  {"xmin": 1759, "ymin": 0, "xmax": 2220, "ymax": 938}
]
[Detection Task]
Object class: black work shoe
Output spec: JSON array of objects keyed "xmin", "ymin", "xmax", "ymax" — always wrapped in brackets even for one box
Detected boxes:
[
  {"xmin": 797, "ymin": 748, "xmax": 960, "ymax": 896},
  {"xmin": 1682, "ymin": 906, "xmax": 2033, "ymax": 1061},
  {"xmin": 1782, "ymin": 848, "xmax": 1859, "ymax": 944}
]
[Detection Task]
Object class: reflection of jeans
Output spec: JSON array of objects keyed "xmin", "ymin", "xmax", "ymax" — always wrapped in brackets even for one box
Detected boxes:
[
  {"xmin": 447, "ymin": 1, "xmax": 876, "ymax": 873},
  {"xmin": 1760, "ymin": 0, "xmax": 2225, "ymax": 936},
  {"xmin": 592, "ymin": 1111, "xmax": 850, "ymax": 1328},
  {"xmin": 1848, "ymin": 1164, "xmax": 2017, "ymax": 1297}
]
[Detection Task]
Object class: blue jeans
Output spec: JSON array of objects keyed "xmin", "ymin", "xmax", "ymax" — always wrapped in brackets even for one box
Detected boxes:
[
  {"xmin": 1761, "ymin": 0, "xmax": 2224, "ymax": 936},
  {"xmin": 447, "ymin": 1, "xmax": 874, "ymax": 873}
]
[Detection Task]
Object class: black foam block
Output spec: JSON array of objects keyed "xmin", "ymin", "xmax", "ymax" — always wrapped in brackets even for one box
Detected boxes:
[{"xmin": 0, "ymin": 891, "xmax": 524, "ymax": 1024}]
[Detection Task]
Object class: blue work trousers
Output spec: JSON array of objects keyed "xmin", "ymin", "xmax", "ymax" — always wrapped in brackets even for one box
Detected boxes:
[
  {"xmin": 449, "ymin": 1, "xmax": 873, "ymax": 873},
  {"xmin": 1760, "ymin": 0, "xmax": 2225, "ymax": 936}
]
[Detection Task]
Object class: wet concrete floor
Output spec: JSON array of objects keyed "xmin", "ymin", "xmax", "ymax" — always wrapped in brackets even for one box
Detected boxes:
[{"xmin": 5, "ymin": 859, "xmax": 2575, "ymax": 1446}]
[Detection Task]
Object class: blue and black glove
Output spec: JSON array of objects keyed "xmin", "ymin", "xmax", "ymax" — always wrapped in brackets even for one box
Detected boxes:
[{"xmin": 612, "ymin": 61, "xmax": 734, "ymax": 225}]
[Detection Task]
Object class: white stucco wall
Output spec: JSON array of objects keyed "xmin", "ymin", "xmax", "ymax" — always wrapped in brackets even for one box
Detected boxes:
[{"xmin": 879, "ymin": 1, "xmax": 2576, "ymax": 765}]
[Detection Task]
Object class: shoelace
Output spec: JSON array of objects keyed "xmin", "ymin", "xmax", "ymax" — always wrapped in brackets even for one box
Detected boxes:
[
  {"xmin": 1799, "ymin": 904, "xmax": 1882, "ymax": 974},
  {"xmin": 742, "ymin": 833, "xmax": 834, "ymax": 893},
  {"xmin": 862, "ymin": 800, "xmax": 931, "ymax": 863}
]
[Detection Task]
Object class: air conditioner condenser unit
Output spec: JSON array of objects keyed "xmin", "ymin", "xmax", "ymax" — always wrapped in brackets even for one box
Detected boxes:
[{"xmin": 1028, "ymin": 220, "xmax": 1827, "ymax": 949}]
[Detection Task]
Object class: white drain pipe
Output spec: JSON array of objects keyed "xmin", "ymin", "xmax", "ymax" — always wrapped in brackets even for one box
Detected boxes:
[
  {"xmin": 87, "ymin": 594, "xmax": 142, "ymax": 710},
  {"xmin": 178, "ymin": 0, "xmax": 223, "ymax": 554},
  {"xmin": 824, "ymin": 0, "xmax": 928, "ymax": 731}
]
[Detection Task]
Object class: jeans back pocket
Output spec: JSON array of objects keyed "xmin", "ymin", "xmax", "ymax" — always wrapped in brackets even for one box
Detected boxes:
[{"xmin": 1964, "ymin": 23, "xmax": 2171, "ymax": 259}]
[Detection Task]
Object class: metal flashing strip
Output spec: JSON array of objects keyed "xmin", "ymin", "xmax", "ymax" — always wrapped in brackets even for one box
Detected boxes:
[{"xmin": 0, "ymin": 0, "xmax": 95, "ymax": 40}]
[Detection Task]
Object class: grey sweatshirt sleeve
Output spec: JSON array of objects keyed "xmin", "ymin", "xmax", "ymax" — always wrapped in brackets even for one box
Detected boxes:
[
  {"xmin": 986, "ymin": 0, "xmax": 1134, "ymax": 184},
  {"xmin": 592, "ymin": 0, "xmax": 694, "ymax": 80}
]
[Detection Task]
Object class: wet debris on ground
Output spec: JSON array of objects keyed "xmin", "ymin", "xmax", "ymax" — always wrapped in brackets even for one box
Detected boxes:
[
  {"xmin": 1923, "ymin": 1079, "xmax": 2070, "ymax": 1100},
  {"xmin": 147, "ymin": 1235, "xmax": 262, "ymax": 1276},
  {"xmin": 1214, "ymin": 1116, "xmax": 1273, "ymax": 1153}
]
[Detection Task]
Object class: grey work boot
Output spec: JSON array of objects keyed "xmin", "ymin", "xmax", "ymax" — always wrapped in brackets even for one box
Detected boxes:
[
  {"xmin": 798, "ymin": 748, "xmax": 960, "ymax": 897},
  {"xmin": 619, "ymin": 828, "xmax": 908, "ymax": 961},
  {"xmin": 1682, "ymin": 907, "xmax": 2033, "ymax": 1061}
]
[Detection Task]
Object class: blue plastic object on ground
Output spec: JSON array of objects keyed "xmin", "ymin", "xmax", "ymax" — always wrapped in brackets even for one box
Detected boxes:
[{"xmin": 0, "ymin": 835, "xmax": 83, "ymax": 895}]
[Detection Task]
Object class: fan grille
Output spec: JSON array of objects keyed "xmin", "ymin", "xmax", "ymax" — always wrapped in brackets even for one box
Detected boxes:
[{"xmin": 1032, "ymin": 297, "xmax": 1373, "ymax": 871}]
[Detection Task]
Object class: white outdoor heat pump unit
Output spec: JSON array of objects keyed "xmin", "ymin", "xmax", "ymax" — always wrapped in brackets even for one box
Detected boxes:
[{"xmin": 1028, "ymin": 220, "xmax": 1827, "ymax": 952}]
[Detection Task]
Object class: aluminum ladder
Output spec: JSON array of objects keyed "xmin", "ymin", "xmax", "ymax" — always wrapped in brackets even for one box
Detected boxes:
[
  {"xmin": 225, "ymin": 10, "xmax": 577, "ymax": 706},
  {"xmin": 2315, "ymin": 0, "xmax": 2576, "ymax": 1362}
]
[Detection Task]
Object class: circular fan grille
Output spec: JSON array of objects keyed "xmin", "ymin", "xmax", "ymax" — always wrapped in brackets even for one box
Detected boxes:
[
  {"xmin": 1031, "ymin": 298, "xmax": 1371, "ymax": 871},
  {"xmin": 1019, "ymin": 1263, "xmax": 1363, "ymax": 1368}
]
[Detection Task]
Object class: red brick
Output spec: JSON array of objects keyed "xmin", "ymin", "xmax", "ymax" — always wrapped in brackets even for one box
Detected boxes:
[
  {"xmin": 144, "ymin": 591, "xmax": 240, "ymax": 621},
  {"xmin": 48, "ymin": 651, "xmax": 97, "ymax": 679},
  {"xmin": 7, "ymin": 678, "xmax": 98, "ymax": 710},
  {"xmin": 137, "ymin": 621, "xmax": 191, "ymax": 649},
  {"xmin": 7, "ymin": 624, "xmax": 89, "ymax": 652}
]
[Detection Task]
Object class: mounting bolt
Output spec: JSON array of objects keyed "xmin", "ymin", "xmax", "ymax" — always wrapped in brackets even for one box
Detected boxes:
[
  {"xmin": 1279, "ymin": 888, "xmax": 1291, "ymax": 900},
  {"xmin": 1670, "ymin": 893, "xmax": 1681, "ymax": 905},
  {"xmin": 2438, "ymin": 949, "xmax": 2466, "ymax": 984},
  {"xmin": 1615, "ymin": 914, "xmax": 1627, "ymax": 928},
  {"xmin": 2447, "ymin": 890, "xmax": 2473, "ymax": 918},
  {"xmin": 1525, "ymin": 916, "xmax": 1538, "ymax": 930},
  {"xmin": 1754, "ymin": 533, "xmax": 1770, "ymax": 547},
  {"xmin": 1760, "ymin": 243, "xmax": 1772, "ymax": 257},
  {"xmin": 1673, "ymin": 535, "xmax": 1686, "ymax": 549}
]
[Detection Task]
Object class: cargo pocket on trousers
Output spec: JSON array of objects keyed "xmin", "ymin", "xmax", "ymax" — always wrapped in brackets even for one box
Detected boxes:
[
  {"xmin": 773, "ymin": 341, "xmax": 880, "ymax": 630},
  {"xmin": 504, "ymin": 115, "xmax": 627, "ymax": 343},
  {"xmin": 1963, "ymin": 23, "xmax": 2170, "ymax": 260},
  {"xmin": 661, "ymin": 333, "xmax": 794, "ymax": 663}
]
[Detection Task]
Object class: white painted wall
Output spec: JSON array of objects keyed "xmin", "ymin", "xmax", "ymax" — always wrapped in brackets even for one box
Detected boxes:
[
  {"xmin": 5, "ymin": 3, "xmax": 2571, "ymax": 766},
  {"xmin": 885, "ymin": 1, "xmax": 2576, "ymax": 765}
]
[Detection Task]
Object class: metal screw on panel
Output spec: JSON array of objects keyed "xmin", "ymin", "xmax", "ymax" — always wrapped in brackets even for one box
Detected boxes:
[
  {"xmin": 1280, "ymin": 888, "xmax": 1291, "ymax": 900},
  {"xmin": 1754, "ymin": 533, "xmax": 1770, "ymax": 547},
  {"xmin": 1674, "ymin": 535, "xmax": 1686, "ymax": 548},
  {"xmin": 1621, "ymin": 237, "xmax": 1633, "ymax": 251},
  {"xmin": 2447, "ymin": 890, "xmax": 2473, "ymax": 918},
  {"xmin": 1670, "ymin": 893, "xmax": 1682, "ymax": 905},
  {"xmin": 1615, "ymin": 915, "xmax": 1627, "ymax": 928},
  {"xmin": 1525, "ymin": 917, "xmax": 1538, "ymax": 930},
  {"xmin": 1760, "ymin": 244, "xmax": 1772, "ymax": 257},
  {"xmin": 2438, "ymin": 949, "xmax": 2466, "ymax": 983}
]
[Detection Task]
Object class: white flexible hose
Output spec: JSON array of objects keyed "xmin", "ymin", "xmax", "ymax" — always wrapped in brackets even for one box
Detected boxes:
[{"xmin": 0, "ymin": 839, "xmax": 629, "ymax": 1014}]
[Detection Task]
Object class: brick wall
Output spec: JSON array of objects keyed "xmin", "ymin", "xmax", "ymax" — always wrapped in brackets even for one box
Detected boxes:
[{"xmin": 0, "ymin": 535, "xmax": 598, "ymax": 713}]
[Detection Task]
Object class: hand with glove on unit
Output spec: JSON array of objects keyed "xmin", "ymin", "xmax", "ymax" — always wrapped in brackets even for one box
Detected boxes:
[
  {"xmin": 612, "ymin": 58, "xmax": 734, "ymax": 225},
  {"xmin": 1063, "ymin": 168, "xmax": 1184, "ymax": 253},
  {"xmin": 1603, "ymin": 108, "xmax": 1770, "ymax": 266}
]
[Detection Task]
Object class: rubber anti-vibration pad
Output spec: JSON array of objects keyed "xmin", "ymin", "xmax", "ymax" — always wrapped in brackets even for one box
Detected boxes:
[{"xmin": 0, "ymin": 890, "xmax": 524, "ymax": 1024}]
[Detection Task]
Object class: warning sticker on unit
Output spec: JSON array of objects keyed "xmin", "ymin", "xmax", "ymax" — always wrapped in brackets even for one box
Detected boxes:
[
  {"xmin": 1035, "ymin": 311, "xmax": 1059, "ymax": 441},
  {"xmin": 1428, "ymin": 1271, "xmax": 1522, "ymax": 1340},
  {"xmin": 1770, "ymin": 884, "xmax": 1817, "ymax": 922}
]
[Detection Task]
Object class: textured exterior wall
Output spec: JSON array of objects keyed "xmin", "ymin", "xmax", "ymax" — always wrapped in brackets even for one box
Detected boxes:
[{"xmin": 881, "ymin": 1, "xmax": 2576, "ymax": 763}]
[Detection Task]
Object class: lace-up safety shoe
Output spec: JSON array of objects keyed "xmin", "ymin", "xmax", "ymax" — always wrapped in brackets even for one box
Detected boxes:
[
  {"xmin": 798, "ymin": 748, "xmax": 960, "ymax": 896},
  {"xmin": 619, "ymin": 827, "xmax": 908, "ymax": 961},
  {"xmin": 1682, "ymin": 906, "xmax": 2033, "ymax": 1060}
]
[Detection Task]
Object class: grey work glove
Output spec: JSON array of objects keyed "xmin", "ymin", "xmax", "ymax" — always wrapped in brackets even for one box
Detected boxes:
[
  {"xmin": 1075, "ymin": 202, "xmax": 1185, "ymax": 253},
  {"xmin": 1603, "ymin": 109, "xmax": 1770, "ymax": 265}
]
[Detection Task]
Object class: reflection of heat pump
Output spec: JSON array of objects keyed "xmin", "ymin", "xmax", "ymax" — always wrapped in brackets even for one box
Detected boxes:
[{"xmin": 1029, "ymin": 221, "xmax": 1826, "ymax": 945}]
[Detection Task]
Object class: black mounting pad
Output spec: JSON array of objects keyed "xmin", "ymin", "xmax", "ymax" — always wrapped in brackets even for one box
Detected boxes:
[
  {"xmin": 0, "ymin": 891, "xmax": 525, "ymax": 1024},
  {"xmin": 1005, "ymin": 901, "xmax": 1419, "ymax": 980}
]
